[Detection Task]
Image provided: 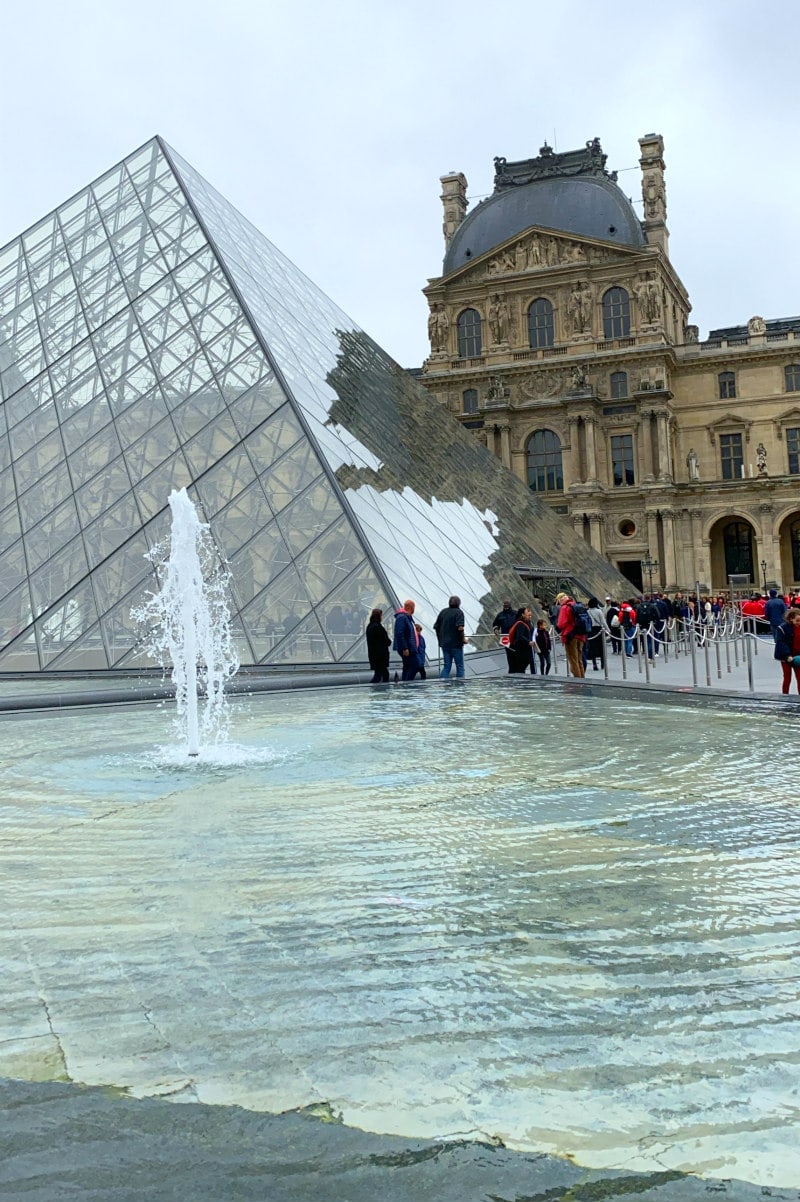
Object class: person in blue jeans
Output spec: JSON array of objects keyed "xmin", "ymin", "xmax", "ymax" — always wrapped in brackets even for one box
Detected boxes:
[
  {"xmin": 434, "ymin": 595, "xmax": 467, "ymax": 678},
  {"xmin": 392, "ymin": 599, "xmax": 419, "ymax": 681}
]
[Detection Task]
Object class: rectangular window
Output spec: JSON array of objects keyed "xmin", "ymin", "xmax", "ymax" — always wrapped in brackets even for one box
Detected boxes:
[
  {"xmin": 720, "ymin": 431, "xmax": 744, "ymax": 480},
  {"xmin": 785, "ymin": 365, "xmax": 800, "ymax": 392},
  {"xmin": 788, "ymin": 427, "xmax": 800, "ymax": 474},
  {"xmin": 611, "ymin": 434, "xmax": 635, "ymax": 486},
  {"xmin": 718, "ymin": 372, "xmax": 736, "ymax": 399},
  {"xmin": 462, "ymin": 388, "xmax": 478, "ymax": 415},
  {"xmin": 610, "ymin": 371, "xmax": 628, "ymax": 399}
]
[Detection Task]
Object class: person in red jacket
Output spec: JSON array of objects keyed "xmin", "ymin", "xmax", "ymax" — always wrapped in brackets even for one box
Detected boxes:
[{"xmin": 555, "ymin": 591, "xmax": 585, "ymax": 678}]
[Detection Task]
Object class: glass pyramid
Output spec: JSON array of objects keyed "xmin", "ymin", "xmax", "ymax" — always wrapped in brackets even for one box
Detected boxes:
[{"xmin": 0, "ymin": 137, "xmax": 621, "ymax": 671}]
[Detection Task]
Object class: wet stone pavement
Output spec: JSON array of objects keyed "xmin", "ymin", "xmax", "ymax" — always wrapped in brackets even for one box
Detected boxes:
[{"xmin": 1, "ymin": 1078, "xmax": 797, "ymax": 1202}]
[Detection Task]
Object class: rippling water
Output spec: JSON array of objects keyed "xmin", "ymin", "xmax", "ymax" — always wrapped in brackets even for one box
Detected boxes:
[{"xmin": 1, "ymin": 682, "xmax": 798, "ymax": 1187}]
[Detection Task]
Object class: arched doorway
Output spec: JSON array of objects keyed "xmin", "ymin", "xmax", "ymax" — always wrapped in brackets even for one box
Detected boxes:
[{"xmin": 709, "ymin": 516, "xmax": 756, "ymax": 590}]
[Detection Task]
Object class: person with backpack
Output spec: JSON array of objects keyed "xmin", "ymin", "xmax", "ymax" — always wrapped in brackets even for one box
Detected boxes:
[
  {"xmin": 554, "ymin": 591, "xmax": 588, "ymax": 678},
  {"xmin": 635, "ymin": 595, "xmax": 659, "ymax": 663},
  {"xmin": 618, "ymin": 599, "xmax": 637, "ymax": 657}
]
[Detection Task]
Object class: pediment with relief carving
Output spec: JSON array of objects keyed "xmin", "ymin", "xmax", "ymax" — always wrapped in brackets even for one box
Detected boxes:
[{"xmin": 444, "ymin": 228, "xmax": 640, "ymax": 288}]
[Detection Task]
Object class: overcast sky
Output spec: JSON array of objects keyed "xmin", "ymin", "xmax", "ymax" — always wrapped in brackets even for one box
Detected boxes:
[{"xmin": 1, "ymin": 0, "xmax": 797, "ymax": 368}]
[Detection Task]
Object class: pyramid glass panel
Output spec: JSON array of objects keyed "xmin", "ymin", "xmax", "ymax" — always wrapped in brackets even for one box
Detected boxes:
[{"xmin": 0, "ymin": 136, "xmax": 622, "ymax": 671}]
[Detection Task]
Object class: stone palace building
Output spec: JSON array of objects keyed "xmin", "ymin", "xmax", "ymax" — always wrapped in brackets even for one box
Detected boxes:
[{"xmin": 418, "ymin": 134, "xmax": 800, "ymax": 595}]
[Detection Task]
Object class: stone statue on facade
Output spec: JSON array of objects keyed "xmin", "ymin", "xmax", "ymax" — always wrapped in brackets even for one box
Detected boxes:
[
  {"xmin": 756, "ymin": 442, "xmax": 768, "ymax": 476},
  {"xmin": 427, "ymin": 303, "xmax": 449, "ymax": 353},
  {"xmin": 748, "ymin": 315, "xmax": 766, "ymax": 336},
  {"xmin": 567, "ymin": 282, "xmax": 592, "ymax": 333},
  {"xmin": 636, "ymin": 275, "xmax": 661, "ymax": 325},
  {"xmin": 686, "ymin": 448, "xmax": 699, "ymax": 480},
  {"xmin": 570, "ymin": 363, "xmax": 588, "ymax": 391},
  {"xmin": 488, "ymin": 294, "xmax": 510, "ymax": 344}
]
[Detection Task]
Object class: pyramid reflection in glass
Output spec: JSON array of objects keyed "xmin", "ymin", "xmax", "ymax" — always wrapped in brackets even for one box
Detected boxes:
[{"xmin": 0, "ymin": 138, "xmax": 620, "ymax": 670}]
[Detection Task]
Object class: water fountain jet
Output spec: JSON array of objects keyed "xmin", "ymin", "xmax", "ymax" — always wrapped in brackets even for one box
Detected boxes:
[{"xmin": 133, "ymin": 488, "xmax": 239, "ymax": 756}]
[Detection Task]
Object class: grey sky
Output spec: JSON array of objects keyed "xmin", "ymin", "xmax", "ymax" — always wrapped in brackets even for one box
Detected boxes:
[{"xmin": 1, "ymin": 0, "xmax": 797, "ymax": 368}]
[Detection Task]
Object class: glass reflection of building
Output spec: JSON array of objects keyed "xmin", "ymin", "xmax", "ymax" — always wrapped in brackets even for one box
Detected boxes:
[{"xmin": 0, "ymin": 138, "xmax": 621, "ymax": 672}]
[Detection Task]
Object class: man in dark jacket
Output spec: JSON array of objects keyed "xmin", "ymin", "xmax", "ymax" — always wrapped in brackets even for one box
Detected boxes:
[
  {"xmin": 492, "ymin": 601, "xmax": 516, "ymax": 635},
  {"xmin": 392, "ymin": 599, "xmax": 419, "ymax": 681},
  {"xmin": 434, "ymin": 595, "xmax": 467, "ymax": 678},
  {"xmin": 764, "ymin": 589, "xmax": 787, "ymax": 642}
]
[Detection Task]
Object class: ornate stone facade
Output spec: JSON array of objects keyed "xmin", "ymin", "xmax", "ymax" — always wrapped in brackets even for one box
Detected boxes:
[{"xmin": 419, "ymin": 134, "xmax": 800, "ymax": 594}]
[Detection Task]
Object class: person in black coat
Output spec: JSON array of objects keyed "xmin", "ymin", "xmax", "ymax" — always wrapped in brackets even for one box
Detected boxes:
[
  {"xmin": 507, "ymin": 606, "xmax": 534, "ymax": 674},
  {"xmin": 773, "ymin": 607, "xmax": 800, "ymax": 694},
  {"xmin": 365, "ymin": 608, "xmax": 391, "ymax": 683}
]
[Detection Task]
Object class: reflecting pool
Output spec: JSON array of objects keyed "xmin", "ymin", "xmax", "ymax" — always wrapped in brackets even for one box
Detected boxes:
[{"xmin": 1, "ymin": 681, "xmax": 798, "ymax": 1189}]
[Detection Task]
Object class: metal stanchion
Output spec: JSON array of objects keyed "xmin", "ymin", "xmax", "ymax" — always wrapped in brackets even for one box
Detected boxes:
[
  {"xmin": 689, "ymin": 621, "xmax": 698, "ymax": 687},
  {"xmin": 703, "ymin": 632, "xmax": 712, "ymax": 686},
  {"xmin": 602, "ymin": 629, "xmax": 610, "ymax": 680},
  {"xmin": 746, "ymin": 630, "xmax": 755, "ymax": 692},
  {"xmin": 725, "ymin": 625, "xmax": 732, "ymax": 674},
  {"xmin": 751, "ymin": 617, "xmax": 759, "ymax": 655},
  {"xmin": 714, "ymin": 634, "xmax": 722, "ymax": 679}
]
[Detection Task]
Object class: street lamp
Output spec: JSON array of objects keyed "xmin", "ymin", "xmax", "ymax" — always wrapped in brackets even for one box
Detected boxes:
[
  {"xmin": 761, "ymin": 559, "xmax": 768, "ymax": 593},
  {"xmin": 641, "ymin": 553, "xmax": 659, "ymax": 595}
]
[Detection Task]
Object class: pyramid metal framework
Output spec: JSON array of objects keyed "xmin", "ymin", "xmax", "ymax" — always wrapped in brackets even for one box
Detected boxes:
[{"xmin": 0, "ymin": 137, "xmax": 623, "ymax": 671}]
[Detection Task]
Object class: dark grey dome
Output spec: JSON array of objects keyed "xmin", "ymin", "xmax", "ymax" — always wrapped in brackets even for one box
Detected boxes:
[{"xmin": 443, "ymin": 174, "xmax": 644, "ymax": 275}]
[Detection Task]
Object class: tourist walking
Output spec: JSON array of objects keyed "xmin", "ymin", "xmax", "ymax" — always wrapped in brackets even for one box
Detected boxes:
[
  {"xmin": 774, "ymin": 607, "xmax": 800, "ymax": 694},
  {"xmin": 555, "ymin": 591, "xmax": 587, "ymax": 678},
  {"xmin": 365, "ymin": 607, "xmax": 391, "ymax": 683},
  {"xmin": 434, "ymin": 595, "xmax": 467, "ymax": 678},
  {"xmin": 765, "ymin": 588, "xmax": 787, "ymax": 642},
  {"xmin": 414, "ymin": 623, "xmax": 427, "ymax": 680},
  {"xmin": 534, "ymin": 618, "xmax": 552, "ymax": 675},
  {"xmin": 507, "ymin": 606, "xmax": 534, "ymax": 673},
  {"xmin": 392, "ymin": 599, "xmax": 419, "ymax": 682},
  {"xmin": 585, "ymin": 596, "xmax": 607, "ymax": 670}
]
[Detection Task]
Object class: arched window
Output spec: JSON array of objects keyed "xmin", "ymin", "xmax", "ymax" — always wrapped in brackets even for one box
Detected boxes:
[
  {"xmin": 526, "ymin": 429, "xmax": 563, "ymax": 493},
  {"xmin": 723, "ymin": 520, "xmax": 753, "ymax": 581},
  {"xmin": 602, "ymin": 287, "xmax": 630, "ymax": 338},
  {"xmin": 462, "ymin": 388, "xmax": 478, "ymax": 415},
  {"xmin": 610, "ymin": 370, "xmax": 628, "ymax": 399},
  {"xmin": 457, "ymin": 309, "xmax": 482, "ymax": 358},
  {"xmin": 718, "ymin": 371, "xmax": 736, "ymax": 399},
  {"xmin": 527, "ymin": 298, "xmax": 554, "ymax": 348},
  {"xmin": 785, "ymin": 364, "xmax": 800, "ymax": 392}
]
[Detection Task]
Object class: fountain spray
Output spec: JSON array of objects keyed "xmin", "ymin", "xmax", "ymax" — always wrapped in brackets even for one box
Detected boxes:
[{"xmin": 133, "ymin": 488, "xmax": 239, "ymax": 756}]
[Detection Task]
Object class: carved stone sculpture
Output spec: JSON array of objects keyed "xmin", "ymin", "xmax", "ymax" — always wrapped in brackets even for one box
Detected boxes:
[
  {"xmin": 686, "ymin": 448, "xmax": 699, "ymax": 481},
  {"xmin": 748, "ymin": 315, "xmax": 766, "ymax": 336},
  {"xmin": 427, "ymin": 303, "xmax": 449, "ymax": 353},
  {"xmin": 756, "ymin": 442, "xmax": 768, "ymax": 476},
  {"xmin": 567, "ymin": 281, "xmax": 593, "ymax": 333},
  {"xmin": 488, "ymin": 293, "xmax": 510, "ymax": 344}
]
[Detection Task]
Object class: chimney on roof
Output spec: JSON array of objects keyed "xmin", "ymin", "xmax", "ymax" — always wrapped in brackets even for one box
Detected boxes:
[
  {"xmin": 440, "ymin": 172, "xmax": 468, "ymax": 250},
  {"xmin": 638, "ymin": 133, "xmax": 669, "ymax": 256}
]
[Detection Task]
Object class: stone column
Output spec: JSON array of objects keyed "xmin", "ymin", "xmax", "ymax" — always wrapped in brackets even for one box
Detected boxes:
[
  {"xmin": 498, "ymin": 422, "xmax": 512, "ymax": 470},
  {"xmin": 655, "ymin": 410, "xmax": 672, "ymax": 480},
  {"xmin": 584, "ymin": 415, "xmax": 599, "ymax": 486},
  {"xmin": 661, "ymin": 508, "xmax": 677, "ymax": 588},
  {"xmin": 566, "ymin": 417, "xmax": 582, "ymax": 486},
  {"xmin": 639, "ymin": 411, "xmax": 655, "ymax": 483},
  {"xmin": 690, "ymin": 510, "xmax": 705, "ymax": 585},
  {"xmin": 589, "ymin": 513, "xmax": 604, "ymax": 553}
]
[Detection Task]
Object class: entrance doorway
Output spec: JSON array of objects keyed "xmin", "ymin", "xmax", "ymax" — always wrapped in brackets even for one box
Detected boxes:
[{"xmin": 617, "ymin": 560, "xmax": 643, "ymax": 593}]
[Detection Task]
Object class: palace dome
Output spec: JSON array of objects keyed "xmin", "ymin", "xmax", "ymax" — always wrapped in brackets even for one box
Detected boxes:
[{"xmin": 443, "ymin": 150, "xmax": 645, "ymax": 276}]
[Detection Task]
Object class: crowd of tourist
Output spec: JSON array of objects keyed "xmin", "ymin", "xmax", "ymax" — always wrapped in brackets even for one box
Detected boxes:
[{"xmin": 364, "ymin": 586, "xmax": 800, "ymax": 694}]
